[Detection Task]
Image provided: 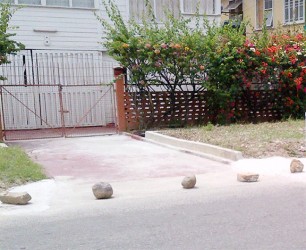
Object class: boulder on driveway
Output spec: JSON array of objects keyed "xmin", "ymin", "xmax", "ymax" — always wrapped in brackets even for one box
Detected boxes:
[
  {"xmin": 290, "ymin": 159, "xmax": 304, "ymax": 173},
  {"xmin": 181, "ymin": 175, "xmax": 196, "ymax": 189},
  {"xmin": 0, "ymin": 192, "xmax": 32, "ymax": 205},
  {"xmin": 237, "ymin": 173, "xmax": 259, "ymax": 182},
  {"xmin": 92, "ymin": 182, "xmax": 113, "ymax": 199}
]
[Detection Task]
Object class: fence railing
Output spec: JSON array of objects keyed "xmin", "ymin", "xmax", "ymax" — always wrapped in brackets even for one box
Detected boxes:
[
  {"xmin": 114, "ymin": 68, "xmax": 284, "ymax": 131},
  {"xmin": 0, "ymin": 50, "xmax": 118, "ymax": 86}
]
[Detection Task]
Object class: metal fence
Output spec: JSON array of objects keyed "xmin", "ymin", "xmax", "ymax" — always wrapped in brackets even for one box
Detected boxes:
[{"xmin": 0, "ymin": 50, "xmax": 119, "ymax": 140}]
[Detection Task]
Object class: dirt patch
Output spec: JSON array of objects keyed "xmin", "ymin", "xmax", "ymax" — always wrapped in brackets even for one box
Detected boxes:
[{"xmin": 161, "ymin": 120, "xmax": 306, "ymax": 158}]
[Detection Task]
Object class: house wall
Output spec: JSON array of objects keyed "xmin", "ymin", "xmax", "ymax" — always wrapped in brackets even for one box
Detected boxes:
[
  {"xmin": 243, "ymin": 0, "xmax": 305, "ymax": 35},
  {"xmin": 8, "ymin": 0, "xmax": 221, "ymax": 53},
  {"xmin": 8, "ymin": 0, "xmax": 127, "ymax": 52}
]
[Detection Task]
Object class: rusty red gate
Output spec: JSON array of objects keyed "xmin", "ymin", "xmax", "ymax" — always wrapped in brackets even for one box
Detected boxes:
[
  {"xmin": 0, "ymin": 50, "xmax": 118, "ymax": 140},
  {"xmin": 0, "ymin": 84, "xmax": 117, "ymax": 140}
]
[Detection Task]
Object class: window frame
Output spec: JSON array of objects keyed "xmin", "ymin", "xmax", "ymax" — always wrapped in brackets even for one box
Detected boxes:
[
  {"xmin": 181, "ymin": 0, "xmax": 217, "ymax": 15},
  {"xmin": 264, "ymin": 0, "xmax": 273, "ymax": 27},
  {"xmin": 284, "ymin": 0, "xmax": 305, "ymax": 24},
  {"xmin": 129, "ymin": 0, "xmax": 181, "ymax": 23},
  {"xmin": 256, "ymin": 0, "xmax": 274, "ymax": 29},
  {"xmin": 2, "ymin": 0, "xmax": 97, "ymax": 9}
]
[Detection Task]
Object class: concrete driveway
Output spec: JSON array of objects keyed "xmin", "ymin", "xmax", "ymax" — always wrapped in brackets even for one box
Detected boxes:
[
  {"xmin": 3, "ymin": 135, "xmax": 305, "ymax": 218},
  {"xmin": 10, "ymin": 134, "xmax": 229, "ymax": 182},
  {"xmin": 2, "ymin": 135, "xmax": 306, "ymax": 250}
]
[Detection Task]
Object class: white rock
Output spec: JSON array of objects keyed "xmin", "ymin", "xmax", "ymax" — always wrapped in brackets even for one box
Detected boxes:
[
  {"xmin": 237, "ymin": 173, "xmax": 259, "ymax": 182},
  {"xmin": 181, "ymin": 175, "xmax": 196, "ymax": 189},
  {"xmin": 290, "ymin": 159, "xmax": 304, "ymax": 173},
  {"xmin": 0, "ymin": 192, "xmax": 32, "ymax": 205},
  {"xmin": 92, "ymin": 182, "xmax": 113, "ymax": 199}
]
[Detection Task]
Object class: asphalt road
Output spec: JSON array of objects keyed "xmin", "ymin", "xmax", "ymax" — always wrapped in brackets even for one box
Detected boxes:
[{"xmin": 1, "ymin": 174, "xmax": 306, "ymax": 250}]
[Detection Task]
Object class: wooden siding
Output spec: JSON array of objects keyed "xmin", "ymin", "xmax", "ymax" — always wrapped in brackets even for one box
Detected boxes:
[
  {"xmin": 8, "ymin": 0, "xmax": 220, "ymax": 51},
  {"xmin": 9, "ymin": 0, "xmax": 128, "ymax": 50},
  {"xmin": 10, "ymin": 7, "xmax": 99, "ymax": 50}
]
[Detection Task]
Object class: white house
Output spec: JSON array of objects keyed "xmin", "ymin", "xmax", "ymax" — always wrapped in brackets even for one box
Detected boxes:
[
  {"xmin": 0, "ymin": 0, "xmax": 221, "ymax": 139},
  {"xmin": 4, "ymin": 0, "xmax": 221, "ymax": 56}
]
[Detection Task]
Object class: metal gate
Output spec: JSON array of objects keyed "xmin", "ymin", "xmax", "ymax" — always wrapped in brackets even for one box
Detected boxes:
[{"xmin": 0, "ymin": 50, "xmax": 118, "ymax": 140}]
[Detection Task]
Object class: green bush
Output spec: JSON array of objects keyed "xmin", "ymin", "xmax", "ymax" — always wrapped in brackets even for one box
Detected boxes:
[
  {"xmin": 0, "ymin": 3, "xmax": 24, "ymax": 80},
  {"xmin": 99, "ymin": 0, "xmax": 305, "ymax": 127}
]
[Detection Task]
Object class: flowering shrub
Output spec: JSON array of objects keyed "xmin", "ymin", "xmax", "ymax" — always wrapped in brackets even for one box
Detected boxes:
[
  {"xmin": 99, "ymin": 0, "xmax": 305, "ymax": 127},
  {"xmin": 234, "ymin": 33, "xmax": 306, "ymax": 119},
  {"xmin": 98, "ymin": 0, "xmax": 209, "ymax": 127}
]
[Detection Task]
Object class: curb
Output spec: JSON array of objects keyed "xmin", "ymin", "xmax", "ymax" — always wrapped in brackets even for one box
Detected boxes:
[
  {"xmin": 145, "ymin": 131, "xmax": 243, "ymax": 163},
  {"xmin": 122, "ymin": 132, "xmax": 241, "ymax": 164}
]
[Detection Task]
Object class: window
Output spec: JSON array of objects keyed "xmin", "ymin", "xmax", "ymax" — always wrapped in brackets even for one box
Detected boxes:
[
  {"xmin": 182, "ymin": 0, "xmax": 216, "ymax": 15},
  {"xmin": 1, "ymin": 0, "xmax": 95, "ymax": 8},
  {"xmin": 18, "ymin": 0, "xmax": 41, "ymax": 4},
  {"xmin": 46, "ymin": 0, "xmax": 69, "ymax": 7},
  {"xmin": 256, "ymin": 0, "xmax": 273, "ymax": 29},
  {"xmin": 72, "ymin": 0, "xmax": 95, "ymax": 8},
  {"xmin": 129, "ymin": 0, "xmax": 154, "ymax": 22},
  {"xmin": 264, "ymin": 0, "xmax": 273, "ymax": 26},
  {"xmin": 0, "ymin": 0, "xmax": 15, "ymax": 3},
  {"xmin": 155, "ymin": 0, "xmax": 180, "ymax": 21},
  {"xmin": 129, "ymin": 0, "xmax": 180, "ymax": 22},
  {"xmin": 284, "ymin": 0, "xmax": 304, "ymax": 23}
]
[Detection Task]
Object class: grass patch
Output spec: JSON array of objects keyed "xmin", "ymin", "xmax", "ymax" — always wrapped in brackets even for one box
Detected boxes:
[
  {"xmin": 0, "ymin": 146, "xmax": 46, "ymax": 190},
  {"xmin": 161, "ymin": 120, "xmax": 305, "ymax": 158}
]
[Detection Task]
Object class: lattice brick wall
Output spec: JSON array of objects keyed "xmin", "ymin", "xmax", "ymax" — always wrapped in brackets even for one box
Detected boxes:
[{"xmin": 123, "ymin": 90, "xmax": 283, "ymax": 130}]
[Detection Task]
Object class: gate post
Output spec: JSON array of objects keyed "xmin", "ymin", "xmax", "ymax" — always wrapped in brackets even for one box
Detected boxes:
[
  {"xmin": 114, "ymin": 67, "xmax": 127, "ymax": 132},
  {"xmin": 58, "ymin": 84, "xmax": 66, "ymax": 137},
  {"xmin": 0, "ymin": 86, "xmax": 3, "ymax": 141}
]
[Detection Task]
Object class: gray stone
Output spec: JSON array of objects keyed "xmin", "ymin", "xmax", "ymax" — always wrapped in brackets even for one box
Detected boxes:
[
  {"xmin": 181, "ymin": 175, "xmax": 196, "ymax": 189},
  {"xmin": 92, "ymin": 182, "xmax": 113, "ymax": 199},
  {"xmin": 290, "ymin": 159, "xmax": 304, "ymax": 173},
  {"xmin": 0, "ymin": 192, "xmax": 31, "ymax": 205},
  {"xmin": 237, "ymin": 173, "xmax": 259, "ymax": 182}
]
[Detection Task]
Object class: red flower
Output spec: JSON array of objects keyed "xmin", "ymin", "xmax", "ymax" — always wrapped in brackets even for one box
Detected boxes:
[
  {"xmin": 294, "ymin": 77, "xmax": 303, "ymax": 90},
  {"xmin": 296, "ymin": 33, "xmax": 304, "ymax": 41},
  {"xmin": 289, "ymin": 56, "xmax": 297, "ymax": 64},
  {"xmin": 268, "ymin": 46, "xmax": 278, "ymax": 53},
  {"xmin": 285, "ymin": 97, "xmax": 294, "ymax": 106}
]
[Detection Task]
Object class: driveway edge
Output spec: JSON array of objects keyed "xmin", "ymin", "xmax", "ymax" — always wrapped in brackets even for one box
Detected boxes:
[
  {"xmin": 122, "ymin": 132, "xmax": 240, "ymax": 164},
  {"xmin": 145, "ymin": 131, "xmax": 243, "ymax": 162}
]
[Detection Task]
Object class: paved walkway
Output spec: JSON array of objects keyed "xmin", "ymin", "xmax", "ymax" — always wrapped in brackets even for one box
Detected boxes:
[{"xmin": 10, "ymin": 135, "xmax": 229, "ymax": 181}]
